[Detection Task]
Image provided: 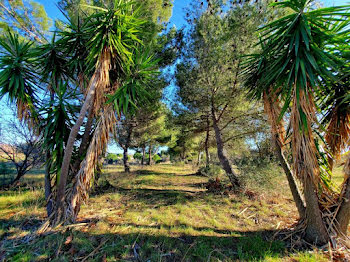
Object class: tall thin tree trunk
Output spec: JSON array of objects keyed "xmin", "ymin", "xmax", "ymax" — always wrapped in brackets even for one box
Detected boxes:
[
  {"xmin": 72, "ymin": 105, "xmax": 95, "ymax": 173},
  {"xmin": 79, "ymin": 105, "xmax": 95, "ymax": 156},
  {"xmin": 123, "ymin": 146, "xmax": 130, "ymax": 173},
  {"xmin": 205, "ymin": 114, "xmax": 210, "ymax": 168},
  {"xmin": 148, "ymin": 145, "xmax": 152, "ymax": 165},
  {"xmin": 45, "ymin": 92, "xmax": 54, "ymax": 217},
  {"xmin": 196, "ymin": 151, "xmax": 202, "ymax": 166},
  {"xmin": 44, "ymin": 153, "xmax": 53, "ymax": 217},
  {"xmin": 211, "ymin": 104, "xmax": 240, "ymax": 188},
  {"xmin": 141, "ymin": 146, "xmax": 145, "ymax": 166}
]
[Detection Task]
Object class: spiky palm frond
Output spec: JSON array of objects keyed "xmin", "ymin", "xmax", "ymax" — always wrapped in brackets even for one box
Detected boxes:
[
  {"xmin": 320, "ymin": 21, "xmax": 350, "ymax": 171},
  {"xmin": 244, "ymin": 0, "xmax": 349, "ymax": 181},
  {"xmin": 57, "ymin": 15, "xmax": 90, "ymax": 79},
  {"xmin": 83, "ymin": 0, "xmax": 144, "ymax": 72},
  {"xmin": 247, "ymin": 0, "xmax": 349, "ymax": 119},
  {"xmin": 0, "ymin": 31, "xmax": 38, "ymax": 123},
  {"xmin": 108, "ymin": 47, "xmax": 159, "ymax": 116},
  {"xmin": 36, "ymin": 33, "xmax": 71, "ymax": 92}
]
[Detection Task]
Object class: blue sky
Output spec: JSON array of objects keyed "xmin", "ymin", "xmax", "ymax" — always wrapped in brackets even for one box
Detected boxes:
[
  {"xmin": 36, "ymin": 0, "xmax": 349, "ymax": 29},
  {"xmin": 36, "ymin": 0, "xmax": 193, "ymax": 29}
]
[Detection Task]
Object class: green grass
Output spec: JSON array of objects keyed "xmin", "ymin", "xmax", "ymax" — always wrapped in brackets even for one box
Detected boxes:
[{"xmin": 0, "ymin": 164, "xmax": 331, "ymax": 261}]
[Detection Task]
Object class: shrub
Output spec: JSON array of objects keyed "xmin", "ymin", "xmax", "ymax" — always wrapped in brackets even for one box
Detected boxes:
[
  {"xmin": 153, "ymin": 154, "xmax": 162, "ymax": 164},
  {"xmin": 236, "ymin": 157, "xmax": 283, "ymax": 193},
  {"xmin": 106, "ymin": 153, "xmax": 121, "ymax": 164},
  {"xmin": 197, "ymin": 164, "xmax": 223, "ymax": 177},
  {"xmin": 134, "ymin": 152, "xmax": 142, "ymax": 160}
]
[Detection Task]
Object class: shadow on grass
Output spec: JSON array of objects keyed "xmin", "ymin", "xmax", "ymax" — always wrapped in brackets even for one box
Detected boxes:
[
  {"xmin": 134, "ymin": 169, "xmax": 204, "ymax": 178},
  {"xmin": 0, "ymin": 218, "xmax": 43, "ymax": 238},
  {"xmin": 92, "ymin": 184, "xmax": 209, "ymax": 208},
  {"xmin": 0, "ymin": 219, "xmax": 289, "ymax": 262}
]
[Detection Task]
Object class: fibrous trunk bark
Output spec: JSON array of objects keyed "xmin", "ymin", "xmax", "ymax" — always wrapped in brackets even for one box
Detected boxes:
[
  {"xmin": 69, "ymin": 105, "xmax": 116, "ymax": 221},
  {"xmin": 335, "ymin": 157, "xmax": 350, "ymax": 236},
  {"xmin": 291, "ymin": 89, "xmax": 329, "ymax": 244},
  {"xmin": 72, "ymin": 104, "xmax": 95, "ymax": 174},
  {"xmin": 273, "ymin": 136, "xmax": 306, "ymax": 219},
  {"xmin": 56, "ymin": 49, "xmax": 110, "ymax": 222},
  {"xmin": 211, "ymin": 105, "xmax": 240, "ymax": 188},
  {"xmin": 55, "ymin": 80, "xmax": 96, "ymax": 220}
]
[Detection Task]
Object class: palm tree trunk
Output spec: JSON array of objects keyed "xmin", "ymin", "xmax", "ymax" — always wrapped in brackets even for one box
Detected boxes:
[
  {"xmin": 45, "ymin": 92, "xmax": 54, "ymax": 217},
  {"xmin": 291, "ymin": 89, "xmax": 328, "ymax": 244},
  {"xmin": 55, "ymin": 76, "xmax": 97, "ymax": 221},
  {"xmin": 211, "ymin": 104, "xmax": 240, "ymax": 188},
  {"xmin": 72, "ymin": 103, "xmax": 95, "ymax": 173},
  {"xmin": 273, "ymin": 136, "xmax": 306, "ymax": 219},
  {"xmin": 79, "ymin": 105, "xmax": 95, "ymax": 156},
  {"xmin": 55, "ymin": 49, "xmax": 111, "ymax": 222},
  {"xmin": 44, "ymin": 152, "xmax": 53, "ymax": 217},
  {"xmin": 335, "ymin": 157, "xmax": 350, "ymax": 236},
  {"xmin": 69, "ymin": 105, "xmax": 116, "ymax": 221}
]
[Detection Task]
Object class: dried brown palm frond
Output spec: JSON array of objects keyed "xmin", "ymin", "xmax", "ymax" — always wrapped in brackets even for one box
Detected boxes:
[
  {"xmin": 92, "ymin": 49, "xmax": 111, "ymax": 115},
  {"xmin": 263, "ymin": 90, "xmax": 286, "ymax": 147},
  {"xmin": 66, "ymin": 105, "xmax": 117, "ymax": 221},
  {"xmin": 325, "ymin": 108, "xmax": 350, "ymax": 170},
  {"xmin": 16, "ymin": 99, "xmax": 38, "ymax": 132},
  {"xmin": 290, "ymin": 88, "xmax": 320, "ymax": 185},
  {"xmin": 263, "ymin": 89, "xmax": 306, "ymax": 218}
]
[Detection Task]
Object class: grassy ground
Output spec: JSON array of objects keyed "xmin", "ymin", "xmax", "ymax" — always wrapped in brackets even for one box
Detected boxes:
[{"xmin": 0, "ymin": 164, "xmax": 342, "ymax": 261}]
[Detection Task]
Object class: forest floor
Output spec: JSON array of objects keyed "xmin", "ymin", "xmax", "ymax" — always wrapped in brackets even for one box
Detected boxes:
[{"xmin": 0, "ymin": 164, "xmax": 346, "ymax": 261}]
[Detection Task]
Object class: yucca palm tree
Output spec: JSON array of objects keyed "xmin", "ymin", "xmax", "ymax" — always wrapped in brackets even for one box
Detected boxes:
[
  {"xmin": 35, "ymin": 33, "xmax": 74, "ymax": 217},
  {"xmin": 244, "ymin": 0, "xmax": 349, "ymax": 244},
  {"xmin": 54, "ymin": 0, "xmax": 146, "ymax": 223},
  {"xmin": 0, "ymin": 32, "xmax": 38, "ymax": 126},
  {"xmin": 321, "ymin": 23, "xmax": 350, "ymax": 236}
]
